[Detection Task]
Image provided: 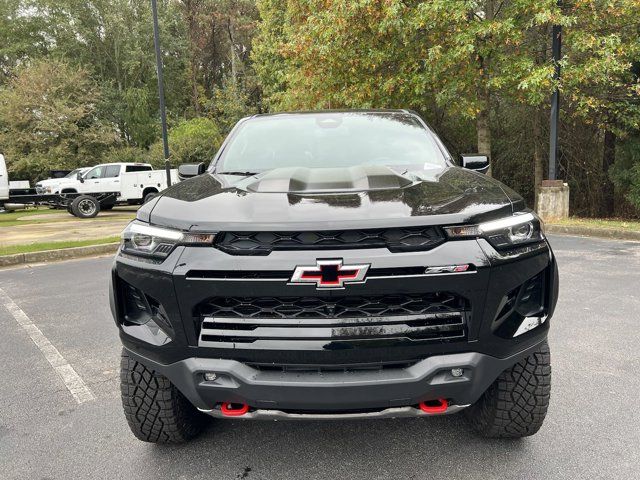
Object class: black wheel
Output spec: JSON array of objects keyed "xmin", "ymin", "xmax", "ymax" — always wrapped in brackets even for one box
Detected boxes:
[
  {"xmin": 66, "ymin": 204, "xmax": 74, "ymax": 216},
  {"xmin": 120, "ymin": 349, "xmax": 207, "ymax": 444},
  {"xmin": 70, "ymin": 195, "xmax": 100, "ymax": 218},
  {"xmin": 143, "ymin": 191, "xmax": 159, "ymax": 204},
  {"xmin": 465, "ymin": 341, "xmax": 551, "ymax": 438}
]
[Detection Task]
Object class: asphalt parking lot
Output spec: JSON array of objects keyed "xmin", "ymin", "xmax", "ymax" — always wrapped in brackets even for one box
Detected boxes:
[{"xmin": 1, "ymin": 234, "xmax": 639, "ymax": 480}]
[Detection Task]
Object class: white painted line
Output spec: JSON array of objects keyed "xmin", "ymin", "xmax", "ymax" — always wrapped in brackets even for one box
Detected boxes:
[{"xmin": 0, "ymin": 287, "xmax": 95, "ymax": 404}]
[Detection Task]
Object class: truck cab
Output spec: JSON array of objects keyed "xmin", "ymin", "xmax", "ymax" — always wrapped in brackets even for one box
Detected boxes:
[
  {"xmin": 81, "ymin": 163, "xmax": 152, "ymax": 194},
  {"xmin": 52, "ymin": 163, "xmax": 152, "ymax": 195}
]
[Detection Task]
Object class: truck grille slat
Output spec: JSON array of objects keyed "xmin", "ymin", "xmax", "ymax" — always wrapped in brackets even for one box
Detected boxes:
[
  {"xmin": 198, "ymin": 293, "xmax": 465, "ymax": 319},
  {"xmin": 197, "ymin": 293, "xmax": 468, "ymax": 347}
]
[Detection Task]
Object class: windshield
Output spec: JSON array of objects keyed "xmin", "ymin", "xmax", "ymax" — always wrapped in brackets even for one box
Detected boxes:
[
  {"xmin": 216, "ymin": 112, "xmax": 447, "ymax": 173},
  {"xmin": 65, "ymin": 169, "xmax": 82, "ymax": 178}
]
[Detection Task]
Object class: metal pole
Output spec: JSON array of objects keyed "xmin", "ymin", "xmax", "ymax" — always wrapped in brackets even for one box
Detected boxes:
[
  {"xmin": 151, "ymin": 0, "xmax": 171, "ymax": 187},
  {"xmin": 548, "ymin": 19, "xmax": 562, "ymax": 180}
]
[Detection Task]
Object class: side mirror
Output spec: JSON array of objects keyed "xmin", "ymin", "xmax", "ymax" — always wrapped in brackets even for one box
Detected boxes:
[
  {"xmin": 461, "ymin": 154, "xmax": 490, "ymax": 174},
  {"xmin": 178, "ymin": 163, "xmax": 206, "ymax": 180},
  {"xmin": 77, "ymin": 172, "xmax": 85, "ymax": 183}
]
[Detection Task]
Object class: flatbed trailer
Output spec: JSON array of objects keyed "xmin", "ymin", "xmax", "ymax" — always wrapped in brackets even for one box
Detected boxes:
[{"xmin": 0, "ymin": 191, "xmax": 118, "ymax": 218}]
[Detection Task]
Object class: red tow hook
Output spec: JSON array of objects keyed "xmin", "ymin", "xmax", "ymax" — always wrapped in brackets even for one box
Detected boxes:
[
  {"xmin": 220, "ymin": 402, "xmax": 249, "ymax": 417},
  {"xmin": 419, "ymin": 398, "xmax": 449, "ymax": 414}
]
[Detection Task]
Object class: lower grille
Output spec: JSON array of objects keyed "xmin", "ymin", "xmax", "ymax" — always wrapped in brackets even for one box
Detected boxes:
[
  {"xmin": 198, "ymin": 293, "xmax": 464, "ymax": 319},
  {"xmin": 197, "ymin": 293, "xmax": 468, "ymax": 348}
]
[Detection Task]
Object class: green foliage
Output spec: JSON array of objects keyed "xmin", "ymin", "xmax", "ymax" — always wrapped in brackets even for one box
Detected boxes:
[
  {"xmin": 253, "ymin": 0, "xmax": 289, "ymax": 107},
  {"xmin": 102, "ymin": 146, "xmax": 148, "ymax": 165},
  {"xmin": 148, "ymin": 117, "xmax": 222, "ymax": 167},
  {"xmin": 562, "ymin": 0, "xmax": 640, "ymax": 132},
  {"xmin": 253, "ymin": 0, "xmax": 640, "ymax": 216},
  {"xmin": 0, "ymin": 60, "xmax": 118, "ymax": 182},
  {"xmin": 208, "ymin": 78, "xmax": 258, "ymax": 134},
  {"xmin": 610, "ymin": 138, "xmax": 640, "ymax": 211},
  {"xmin": 255, "ymin": 1, "xmax": 563, "ymax": 114}
]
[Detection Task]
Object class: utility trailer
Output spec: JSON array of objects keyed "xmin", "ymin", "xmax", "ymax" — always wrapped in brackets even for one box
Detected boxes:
[
  {"xmin": 0, "ymin": 191, "xmax": 118, "ymax": 218},
  {"xmin": 1, "ymin": 155, "xmax": 182, "ymax": 218}
]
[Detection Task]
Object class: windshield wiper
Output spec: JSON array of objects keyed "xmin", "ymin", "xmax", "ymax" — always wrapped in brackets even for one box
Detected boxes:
[{"xmin": 217, "ymin": 171, "xmax": 260, "ymax": 176}]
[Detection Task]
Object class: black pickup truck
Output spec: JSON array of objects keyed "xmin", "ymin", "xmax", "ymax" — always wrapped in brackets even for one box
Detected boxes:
[{"xmin": 110, "ymin": 110, "xmax": 558, "ymax": 443}]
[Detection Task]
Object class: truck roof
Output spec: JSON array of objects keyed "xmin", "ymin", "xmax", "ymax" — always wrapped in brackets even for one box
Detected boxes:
[{"xmin": 95, "ymin": 162, "xmax": 152, "ymax": 167}]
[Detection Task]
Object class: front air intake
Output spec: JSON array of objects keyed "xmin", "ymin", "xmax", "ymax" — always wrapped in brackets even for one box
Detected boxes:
[
  {"xmin": 214, "ymin": 226, "xmax": 446, "ymax": 255},
  {"xmin": 196, "ymin": 293, "xmax": 469, "ymax": 349}
]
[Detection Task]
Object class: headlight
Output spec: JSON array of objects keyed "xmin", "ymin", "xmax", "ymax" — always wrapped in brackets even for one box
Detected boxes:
[
  {"xmin": 121, "ymin": 221, "xmax": 215, "ymax": 259},
  {"xmin": 444, "ymin": 212, "xmax": 545, "ymax": 251}
]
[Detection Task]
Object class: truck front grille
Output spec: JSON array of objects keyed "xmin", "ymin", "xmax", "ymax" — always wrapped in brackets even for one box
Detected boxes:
[
  {"xmin": 197, "ymin": 293, "xmax": 468, "ymax": 348},
  {"xmin": 214, "ymin": 226, "xmax": 445, "ymax": 255}
]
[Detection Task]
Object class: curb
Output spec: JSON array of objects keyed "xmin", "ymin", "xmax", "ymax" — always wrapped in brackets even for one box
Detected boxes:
[
  {"xmin": 0, "ymin": 243, "xmax": 119, "ymax": 268},
  {"xmin": 546, "ymin": 224, "xmax": 640, "ymax": 242}
]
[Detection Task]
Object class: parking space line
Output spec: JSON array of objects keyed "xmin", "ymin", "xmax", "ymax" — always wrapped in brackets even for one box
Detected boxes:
[{"xmin": 0, "ymin": 287, "xmax": 95, "ymax": 404}]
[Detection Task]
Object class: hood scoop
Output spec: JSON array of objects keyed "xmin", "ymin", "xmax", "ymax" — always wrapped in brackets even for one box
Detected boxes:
[{"xmin": 245, "ymin": 165, "xmax": 413, "ymax": 193}]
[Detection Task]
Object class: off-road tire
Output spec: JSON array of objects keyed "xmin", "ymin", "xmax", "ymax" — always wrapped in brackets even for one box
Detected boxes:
[
  {"xmin": 70, "ymin": 195, "xmax": 100, "ymax": 218},
  {"xmin": 465, "ymin": 341, "xmax": 551, "ymax": 438},
  {"xmin": 120, "ymin": 349, "xmax": 207, "ymax": 444}
]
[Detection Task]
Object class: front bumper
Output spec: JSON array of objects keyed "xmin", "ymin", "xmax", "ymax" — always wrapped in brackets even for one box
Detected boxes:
[
  {"xmin": 123, "ymin": 340, "xmax": 544, "ymax": 413},
  {"xmin": 111, "ymin": 237, "xmax": 558, "ymax": 413}
]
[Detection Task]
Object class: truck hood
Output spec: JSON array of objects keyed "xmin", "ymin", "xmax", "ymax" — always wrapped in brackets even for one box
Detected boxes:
[
  {"xmin": 36, "ymin": 178, "xmax": 67, "ymax": 187},
  {"xmin": 38, "ymin": 177, "xmax": 80, "ymax": 190},
  {"xmin": 141, "ymin": 165, "xmax": 524, "ymax": 231}
]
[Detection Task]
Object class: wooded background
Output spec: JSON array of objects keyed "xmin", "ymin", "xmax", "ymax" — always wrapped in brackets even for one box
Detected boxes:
[{"xmin": 1, "ymin": 0, "xmax": 639, "ymax": 217}]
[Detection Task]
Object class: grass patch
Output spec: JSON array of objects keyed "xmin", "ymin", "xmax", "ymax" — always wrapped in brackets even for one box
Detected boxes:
[
  {"xmin": 0, "ymin": 207, "xmax": 61, "ymax": 223},
  {"xmin": 550, "ymin": 217, "xmax": 640, "ymax": 232},
  {"xmin": 0, "ymin": 237, "xmax": 120, "ymax": 256}
]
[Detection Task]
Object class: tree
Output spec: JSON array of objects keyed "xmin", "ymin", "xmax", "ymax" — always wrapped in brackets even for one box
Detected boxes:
[
  {"xmin": 254, "ymin": 0, "xmax": 565, "ymax": 175},
  {"xmin": 18, "ymin": 0, "xmax": 191, "ymax": 147},
  {"xmin": 148, "ymin": 117, "xmax": 222, "ymax": 166},
  {"xmin": 176, "ymin": 0, "xmax": 260, "ymax": 114},
  {"xmin": 0, "ymin": 60, "xmax": 118, "ymax": 182},
  {"xmin": 0, "ymin": 0, "xmax": 49, "ymax": 85},
  {"xmin": 253, "ymin": 0, "xmax": 289, "ymax": 107},
  {"xmin": 561, "ymin": 0, "xmax": 640, "ymax": 215}
]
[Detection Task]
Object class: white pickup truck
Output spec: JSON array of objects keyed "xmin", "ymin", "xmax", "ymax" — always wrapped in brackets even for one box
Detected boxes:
[
  {"xmin": 51, "ymin": 162, "xmax": 178, "ymax": 205},
  {"xmin": 2, "ymin": 156, "xmax": 183, "ymax": 217},
  {"xmin": 0, "ymin": 154, "xmax": 8, "ymax": 201}
]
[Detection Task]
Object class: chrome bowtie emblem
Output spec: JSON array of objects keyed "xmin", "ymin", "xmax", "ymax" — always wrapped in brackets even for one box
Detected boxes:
[{"xmin": 290, "ymin": 259, "xmax": 370, "ymax": 289}]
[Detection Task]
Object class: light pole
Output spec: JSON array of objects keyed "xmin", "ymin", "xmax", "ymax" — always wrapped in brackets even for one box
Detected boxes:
[
  {"xmin": 537, "ymin": 3, "xmax": 569, "ymax": 222},
  {"xmin": 548, "ymin": 5, "xmax": 562, "ymax": 180},
  {"xmin": 151, "ymin": 0, "xmax": 171, "ymax": 187}
]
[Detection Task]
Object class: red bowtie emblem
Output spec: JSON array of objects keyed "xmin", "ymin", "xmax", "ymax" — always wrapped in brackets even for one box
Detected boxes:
[{"xmin": 290, "ymin": 259, "xmax": 370, "ymax": 289}]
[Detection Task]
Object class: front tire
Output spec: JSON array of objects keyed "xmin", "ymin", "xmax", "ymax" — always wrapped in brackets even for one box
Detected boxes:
[
  {"xmin": 120, "ymin": 349, "xmax": 207, "ymax": 444},
  {"xmin": 465, "ymin": 341, "xmax": 551, "ymax": 438}
]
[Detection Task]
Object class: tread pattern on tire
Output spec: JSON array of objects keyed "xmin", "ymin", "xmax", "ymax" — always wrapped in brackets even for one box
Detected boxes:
[
  {"xmin": 120, "ymin": 350, "xmax": 206, "ymax": 444},
  {"xmin": 466, "ymin": 341, "xmax": 551, "ymax": 438}
]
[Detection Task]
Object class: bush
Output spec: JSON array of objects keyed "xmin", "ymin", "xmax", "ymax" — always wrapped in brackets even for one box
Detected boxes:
[
  {"xmin": 102, "ymin": 146, "xmax": 147, "ymax": 165},
  {"xmin": 610, "ymin": 138, "xmax": 640, "ymax": 214},
  {"xmin": 148, "ymin": 117, "xmax": 222, "ymax": 168}
]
